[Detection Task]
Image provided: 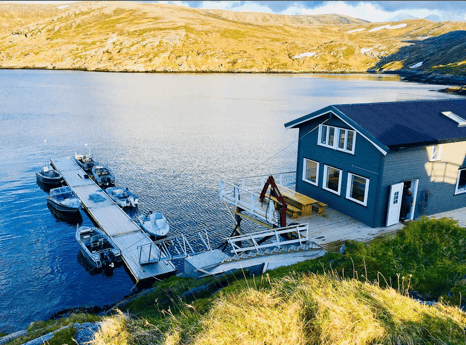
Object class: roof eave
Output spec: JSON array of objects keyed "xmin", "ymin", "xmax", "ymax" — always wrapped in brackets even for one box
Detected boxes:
[{"xmin": 284, "ymin": 105, "xmax": 389, "ymax": 155}]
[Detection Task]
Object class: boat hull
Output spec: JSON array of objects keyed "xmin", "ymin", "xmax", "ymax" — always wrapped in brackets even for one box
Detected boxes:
[
  {"xmin": 36, "ymin": 172, "xmax": 63, "ymax": 186},
  {"xmin": 138, "ymin": 212, "xmax": 170, "ymax": 239},
  {"xmin": 47, "ymin": 199, "xmax": 81, "ymax": 223},
  {"xmin": 76, "ymin": 227, "xmax": 121, "ymax": 269}
]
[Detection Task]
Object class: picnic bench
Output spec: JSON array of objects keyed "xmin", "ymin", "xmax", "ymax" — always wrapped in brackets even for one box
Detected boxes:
[{"xmin": 266, "ymin": 184, "xmax": 327, "ymax": 218}]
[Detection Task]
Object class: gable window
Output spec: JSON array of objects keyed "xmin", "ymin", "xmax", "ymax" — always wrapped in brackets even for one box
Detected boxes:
[
  {"xmin": 430, "ymin": 145, "xmax": 442, "ymax": 161},
  {"xmin": 302, "ymin": 158, "xmax": 319, "ymax": 186},
  {"xmin": 323, "ymin": 165, "xmax": 342, "ymax": 195},
  {"xmin": 318, "ymin": 124, "xmax": 356, "ymax": 154},
  {"xmin": 346, "ymin": 173, "xmax": 370, "ymax": 206},
  {"xmin": 455, "ymin": 169, "xmax": 466, "ymax": 195}
]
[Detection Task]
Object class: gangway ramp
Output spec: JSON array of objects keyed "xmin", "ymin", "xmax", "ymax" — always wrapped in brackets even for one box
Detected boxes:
[{"xmin": 51, "ymin": 156, "xmax": 176, "ymax": 282}]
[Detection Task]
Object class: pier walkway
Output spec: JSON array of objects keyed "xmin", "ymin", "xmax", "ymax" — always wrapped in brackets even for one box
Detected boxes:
[{"xmin": 51, "ymin": 157, "xmax": 176, "ymax": 282}]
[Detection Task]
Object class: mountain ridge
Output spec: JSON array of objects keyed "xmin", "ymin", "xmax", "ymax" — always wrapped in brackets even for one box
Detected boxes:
[{"xmin": 0, "ymin": 1, "xmax": 465, "ymax": 76}]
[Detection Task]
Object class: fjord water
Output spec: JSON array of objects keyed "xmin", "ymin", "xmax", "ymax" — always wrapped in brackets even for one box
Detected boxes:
[{"xmin": 0, "ymin": 70, "xmax": 460, "ymax": 332}]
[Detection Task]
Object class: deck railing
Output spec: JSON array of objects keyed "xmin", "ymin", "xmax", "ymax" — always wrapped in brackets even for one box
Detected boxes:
[
  {"xmin": 227, "ymin": 223, "xmax": 323, "ymax": 255},
  {"xmin": 138, "ymin": 230, "xmax": 214, "ymax": 264},
  {"xmin": 219, "ymin": 172, "xmax": 296, "ymax": 226}
]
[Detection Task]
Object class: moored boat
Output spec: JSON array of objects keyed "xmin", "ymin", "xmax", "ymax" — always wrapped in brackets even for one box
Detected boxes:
[
  {"xmin": 137, "ymin": 211, "xmax": 170, "ymax": 239},
  {"xmin": 75, "ymin": 152, "xmax": 98, "ymax": 173},
  {"xmin": 91, "ymin": 165, "xmax": 115, "ymax": 188},
  {"xmin": 47, "ymin": 186, "xmax": 81, "ymax": 222},
  {"xmin": 106, "ymin": 186, "xmax": 139, "ymax": 208},
  {"xmin": 76, "ymin": 226, "xmax": 121, "ymax": 268},
  {"xmin": 36, "ymin": 165, "xmax": 63, "ymax": 187}
]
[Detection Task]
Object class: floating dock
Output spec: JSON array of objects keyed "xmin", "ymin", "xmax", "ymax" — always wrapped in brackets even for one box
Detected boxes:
[{"xmin": 51, "ymin": 157, "xmax": 176, "ymax": 282}]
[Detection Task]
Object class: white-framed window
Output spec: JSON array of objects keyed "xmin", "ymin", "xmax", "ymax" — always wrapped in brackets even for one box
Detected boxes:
[
  {"xmin": 302, "ymin": 158, "xmax": 319, "ymax": 186},
  {"xmin": 455, "ymin": 169, "xmax": 466, "ymax": 195},
  {"xmin": 318, "ymin": 124, "xmax": 356, "ymax": 154},
  {"xmin": 430, "ymin": 145, "xmax": 442, "ymax": 161},
  {"xmin": 346, "ymin": 173, "xmax": 370, "ymax": 206},
  {"xmin": 323, "ymin": 165, "xmax": 342, "ymax": 195}
]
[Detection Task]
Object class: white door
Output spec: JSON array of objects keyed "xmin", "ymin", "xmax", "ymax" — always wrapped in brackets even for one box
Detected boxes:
[{"xmin": 386, "ymin": 182, "xmax": 404, "ymax": 226}]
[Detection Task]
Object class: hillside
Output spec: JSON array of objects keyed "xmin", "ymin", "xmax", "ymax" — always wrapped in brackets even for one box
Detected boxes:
[
  {"xmin": 4, "ymin": 217, "xmax": 466, "ymax": 345},
  {"xmin": 0, "ymin": 1, "xmax": 465, "ymax": 75}
]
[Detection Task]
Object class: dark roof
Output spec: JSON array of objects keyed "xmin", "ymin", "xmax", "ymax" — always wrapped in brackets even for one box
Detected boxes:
[{"xmin": 284, "ymin": 99, "xmax": 466, "ymax": 151}]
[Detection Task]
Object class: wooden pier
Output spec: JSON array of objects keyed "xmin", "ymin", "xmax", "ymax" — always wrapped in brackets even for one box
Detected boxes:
[{"xmin": 51, "ymin": 156, "xmax": 176, "ymax": 282}]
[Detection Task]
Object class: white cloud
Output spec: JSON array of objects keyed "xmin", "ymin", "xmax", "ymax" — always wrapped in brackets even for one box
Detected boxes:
[
  {"xmin": 279, "ymin": 2, "xmax": 450, "ymax": 23},
  {"xmin": 195, "ymin": 1, "xmax": 274, "ymax": 13},
  {"xmin": 156, "ymin": 1, "xmax": 191, "ymax": 7}
]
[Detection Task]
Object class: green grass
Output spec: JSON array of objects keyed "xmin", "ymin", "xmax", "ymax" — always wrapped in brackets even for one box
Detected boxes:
[
  {"xmin": 5, "ymin": 313, "xmax": 100, "ymax": 345},
  {"xmin": 47, "ymin": 326, "xmax": 76, "ymax": 345},
  {"xmin": 88, "ymin": 218, "xmax": 466, "ymax": 344},
  {"xmin": 10, "ymin": 218, "xmax": 466, "ymax": 344}
]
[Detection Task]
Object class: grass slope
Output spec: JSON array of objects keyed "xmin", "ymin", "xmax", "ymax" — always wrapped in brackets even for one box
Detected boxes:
[
  {"xmin": 5, "ymin": 217, "xmax": 466, "ymax": 344},
  {"xmin": 89, "ymin": 217, "xmax": 466, "ymax": 344},
  {"xmin": 0, "ymin": 2, "xmax": 465, "ymax": 74}
]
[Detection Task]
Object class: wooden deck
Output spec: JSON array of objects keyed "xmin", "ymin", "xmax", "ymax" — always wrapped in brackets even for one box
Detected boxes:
[{"xmin": 51, "ymin": 156, "xmax": 176, "ymax": 282}]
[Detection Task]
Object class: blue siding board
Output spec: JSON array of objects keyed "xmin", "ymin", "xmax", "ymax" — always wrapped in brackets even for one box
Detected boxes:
[
  {"xmin": 377, "ymin": 146, "xmax": 466, "ymax": 227},
  {"xmin": 295, "ymin": 115, "xmax": 384, "ymax": 227}
]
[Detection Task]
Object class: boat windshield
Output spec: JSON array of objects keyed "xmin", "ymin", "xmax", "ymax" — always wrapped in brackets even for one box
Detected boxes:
[{"xmin": 50, "ymin": 187, "xmax": 75, "ymax": 198}]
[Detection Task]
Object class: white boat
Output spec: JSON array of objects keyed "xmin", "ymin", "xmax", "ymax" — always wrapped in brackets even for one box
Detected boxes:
[
  {"xmin": 106, "ymin": 186, "xmax": 139, "ymax": 208},
  {"xmin": 74, "ymin": 152, "xmax": 98, "ymax": 173},
  {"xmin": 91, "ymin": 165, "xmax": 115, "ymax": 188},
  {"xmin": 76, "ymin": 226, "xmax": 121, "ymax": 268},
  {"xmin": 36, "ymin": 165, "xmax": 63, "ymax": 187},
  {"xmin": 47, "ymin": 186, "xmax": 81, "ymax": 222},
  {"xmin": 138, "ymin": 211, "xmax": 170, "ymax": 239}
]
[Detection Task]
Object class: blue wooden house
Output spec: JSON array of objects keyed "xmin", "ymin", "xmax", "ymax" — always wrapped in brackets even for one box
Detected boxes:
[{"xmin": 284, "ymin": 99, "xmax": 466, "ymax": 228}]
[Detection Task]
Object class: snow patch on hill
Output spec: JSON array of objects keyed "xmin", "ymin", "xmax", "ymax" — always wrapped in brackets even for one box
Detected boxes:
[
  {"xmin": 369, "ymin": 23, "xmax": 407, "ymax": 32},
  {"xmin": 293, "ymin": 52, "xmax": 316, "ymax": 59},
  {"xmin": 348, "ymin": 28, "xmax": 365, "ymax": 34},
  {"xmin": 410, "ymin": 61, "xmax": 423, "ymax": 69},
  {"xmin": 361, "ymin": 47, "xmax": 372, "ymax": 54}
]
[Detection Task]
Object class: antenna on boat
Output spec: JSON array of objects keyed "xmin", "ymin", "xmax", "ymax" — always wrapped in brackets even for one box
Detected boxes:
[{"xmin": 85, "ymin": 143, "xmax": 91, "ymax": 157}]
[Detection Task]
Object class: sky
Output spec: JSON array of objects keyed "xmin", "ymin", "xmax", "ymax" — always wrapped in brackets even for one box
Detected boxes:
[
  {"xmin": 157, "ymin": 1, "xmax": 466, "ymax": 22},
  {"xmin": 10, "ymin": 1, "xmax": 466, "ymax": 23}
]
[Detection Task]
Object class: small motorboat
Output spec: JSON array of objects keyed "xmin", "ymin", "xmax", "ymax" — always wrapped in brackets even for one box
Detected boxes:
[
  {"xmin": 91, "ymin": 165, "xmax": 115, "ymax": 188},
  {"xmin": 47, "ymin": 186, "xmax": 82, "ymax": 222},
  {"xmin": 106, "ymin": 186, "xmax": 139, "ymax": 208},
  {"xmin": 36, "ymin": 165, "xmax": 63, "ymax": 187},
  {"xmin": 76, "ymin": 226, "xmax": 121, "ymax": 268},
  {"xmin": 75, "ymin": 152, "xmax": 98, "ymax": 173},
  {"xmin": 137, "ymin": 211, "xmax": 170, "ymax": 239}
]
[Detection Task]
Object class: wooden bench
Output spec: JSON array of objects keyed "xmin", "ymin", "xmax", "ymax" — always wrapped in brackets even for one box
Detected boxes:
[
  {"xmin": 266, "ymin": 195, "xmax": 302, "ymax": 218},
  {"xmin": 314, "ymin": 201, "xmax": 328, "ymax": 215},
  {"xmin": 274, "ymin": 184, "xmax": 328, "ymax": 216}
]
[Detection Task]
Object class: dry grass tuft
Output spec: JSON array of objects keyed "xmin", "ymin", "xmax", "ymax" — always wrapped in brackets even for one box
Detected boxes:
[
  {"xmin": 93, "ymin": 310, "xmax": 131, "ymax": 345},
  {"xmin": 191, "ymin": 273, "xmax": 466, "ymax": 345},
  {"xmin": 195, "ymin": 288, "xmax": 306, "ymax": 345}
]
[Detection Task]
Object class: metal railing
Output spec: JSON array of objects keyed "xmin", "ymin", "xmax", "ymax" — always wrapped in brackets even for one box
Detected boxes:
[
  {"xmin": 219, "ymin": 172, "xmax": 296, "ymax": 227},
  {"xmin": 227, "ymin": 224, "xmax": 319, "ymax": 255},
  {"xmin": 138, "ymin": 230, "xmax": 213, "ymax": 265}
]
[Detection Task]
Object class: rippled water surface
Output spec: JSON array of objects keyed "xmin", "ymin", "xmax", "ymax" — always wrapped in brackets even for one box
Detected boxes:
[{"xmin": 0, "ymin": 70, "xmax": 460, "ymax": 332}]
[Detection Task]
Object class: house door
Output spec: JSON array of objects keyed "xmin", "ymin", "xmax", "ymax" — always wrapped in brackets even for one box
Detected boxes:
[{"xmin": 386, "ymin": 182, "xmax": 404, "ymax": 226}]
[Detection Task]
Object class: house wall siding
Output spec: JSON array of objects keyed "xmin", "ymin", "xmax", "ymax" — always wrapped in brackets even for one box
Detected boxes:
[
  {"xmin": 377, "ymin": 142, "xmax": 466, "ymax": 227},
  {"xmin": 296, "ymin": 113, "xmax": 384, "ymax": 227}
]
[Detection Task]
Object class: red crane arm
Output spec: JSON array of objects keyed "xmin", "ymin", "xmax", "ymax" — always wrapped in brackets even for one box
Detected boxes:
[{"xmin": 259, "ymin": 176, "xmax": 287, "ymax": 227}]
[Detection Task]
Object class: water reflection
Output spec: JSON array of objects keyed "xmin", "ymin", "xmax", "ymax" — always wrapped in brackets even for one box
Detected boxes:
[
  {"xmin": 76, "ymin": 252, "xmax": 116, "ymax": 277},
  {"xmin": 0, "ymin": 70, "xmax": 461, "ymax": 333}
]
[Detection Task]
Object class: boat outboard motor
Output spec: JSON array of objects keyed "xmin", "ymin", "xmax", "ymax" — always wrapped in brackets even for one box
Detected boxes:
[{"xmin": 128, "ymin": 196, "xmax": 135, "ymax": 208}]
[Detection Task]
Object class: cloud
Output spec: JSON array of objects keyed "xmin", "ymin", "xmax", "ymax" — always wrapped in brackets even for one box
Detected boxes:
[
  {"xmin": 279, "ymin": 2, "xmax": 459, "ymax": 22},
  {"xmin": 194, "ymin": 1, "xmax": 275, "ymax": 13},
  {"xmin": 140, "ymin": 1, "xmax": 466, "ymax": 22}
]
